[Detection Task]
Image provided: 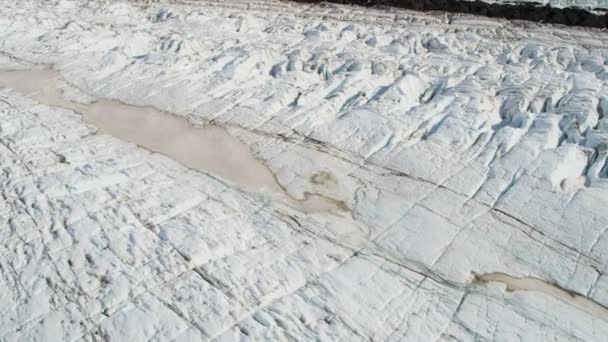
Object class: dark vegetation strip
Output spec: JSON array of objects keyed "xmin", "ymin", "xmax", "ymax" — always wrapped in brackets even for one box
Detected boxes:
[{"xmin": 291, "ymin": 0, "xmax": 608, "ymax": 28}]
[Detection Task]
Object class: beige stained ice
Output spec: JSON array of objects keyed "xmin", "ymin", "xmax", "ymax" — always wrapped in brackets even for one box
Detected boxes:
[{"xmin": 0, "ymin": 66, "xmax": 346, "ymax": 214}]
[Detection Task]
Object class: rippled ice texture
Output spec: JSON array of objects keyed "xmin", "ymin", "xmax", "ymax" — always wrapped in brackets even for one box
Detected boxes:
[{"xmin": 0, "ymin": 0, "xmax": 608, "ymax": 341}]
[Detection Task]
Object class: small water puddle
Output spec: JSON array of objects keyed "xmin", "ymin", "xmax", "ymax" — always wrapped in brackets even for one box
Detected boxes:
[
  {"xmin": 0, "ymin": 66, "xmax": 346, "ymax": 214},
  {"xmin": 475, "ymin": 272, "xmax": 608, "ymax": 322}
]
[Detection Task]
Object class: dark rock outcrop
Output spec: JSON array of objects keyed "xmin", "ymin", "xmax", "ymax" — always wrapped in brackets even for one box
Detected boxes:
[{"xmin": 291, "ymin": 0, "xmax": 608, "ymax": 27}]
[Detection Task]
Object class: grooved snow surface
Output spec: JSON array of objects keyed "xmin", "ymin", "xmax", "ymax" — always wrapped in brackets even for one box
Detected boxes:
[{"xmin": 1, "ymin": 0, "xmax": 608, "ymax": 341}]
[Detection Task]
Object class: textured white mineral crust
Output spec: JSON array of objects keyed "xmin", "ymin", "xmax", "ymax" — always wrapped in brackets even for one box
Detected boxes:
[{"xmin": 1, "ymin": 0, "xmax": 608, "ymax": 341}]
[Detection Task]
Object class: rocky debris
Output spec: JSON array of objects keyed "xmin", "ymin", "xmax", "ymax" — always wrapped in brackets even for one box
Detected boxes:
[{"xmin": 292, "ymin": 0, "xmax": 608, "ymax": 27}]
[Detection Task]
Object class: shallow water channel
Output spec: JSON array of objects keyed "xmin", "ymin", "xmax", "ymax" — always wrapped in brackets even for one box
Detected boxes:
[{"xmin": 0, "ymin": 66, "xmax": 345, "ymax": 214}]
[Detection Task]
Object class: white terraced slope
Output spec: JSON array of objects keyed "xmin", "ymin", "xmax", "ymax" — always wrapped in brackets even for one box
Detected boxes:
[{"xmin": 1, "ymin": 0, "xmax": 608, "ymax": 341}]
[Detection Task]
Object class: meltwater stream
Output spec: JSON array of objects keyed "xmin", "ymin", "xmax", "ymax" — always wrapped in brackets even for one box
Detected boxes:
[{"xmin": 0, "ymin": 66, "xmax": 346, "ymax": 214}]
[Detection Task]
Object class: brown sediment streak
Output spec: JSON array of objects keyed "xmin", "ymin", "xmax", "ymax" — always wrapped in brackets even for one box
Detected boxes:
[
  {"xmin": 0, "ymin": 66, "xmax": 347, "ymax": 214},
  {"xmin": 475, "ymin": 272, "xmax": 608, "ymax": 322}
]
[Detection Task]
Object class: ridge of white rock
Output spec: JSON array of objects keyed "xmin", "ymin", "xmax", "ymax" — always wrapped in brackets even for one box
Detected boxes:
[{"xmin": 0, "ymin": 0, "xmax": 608, "ymax": 341}]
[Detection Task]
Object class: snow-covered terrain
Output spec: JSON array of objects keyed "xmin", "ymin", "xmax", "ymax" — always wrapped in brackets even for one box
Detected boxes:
[{"xmin": 1, "ymin": 0, "xmax": 608, "ymax": 340}]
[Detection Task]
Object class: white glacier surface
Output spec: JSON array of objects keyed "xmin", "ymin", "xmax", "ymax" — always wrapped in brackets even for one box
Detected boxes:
[{"xmin": 0, "ymin": 0, "xmax": 607, "ymax": 341}]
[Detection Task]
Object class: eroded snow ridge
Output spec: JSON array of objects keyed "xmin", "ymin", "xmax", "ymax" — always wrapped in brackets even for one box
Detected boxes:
[{"xmin": 0, "ymin": 0, "xmax": 608, "ymax": 341}]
